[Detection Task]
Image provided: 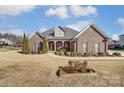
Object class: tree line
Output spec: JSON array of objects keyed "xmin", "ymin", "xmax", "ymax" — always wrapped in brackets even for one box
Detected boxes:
[{"xmin": 0, "ymin": 33, "xmax": 22, "ymax": 47}]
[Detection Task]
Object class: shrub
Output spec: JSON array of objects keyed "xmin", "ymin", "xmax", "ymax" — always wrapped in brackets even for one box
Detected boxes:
[
  {"xmin": 64, "ymin": 51, "xmax": 71, "ymax": 56},
  {"xmin": 105, "ymin": 52, "xmax": 109, "ymax": 56},
  {"xmin": 70, "ymin": 52, "xmax": 77, "ymax": 57},
  {"xmin": 42, "ymin": 37, "xmax": 49, "ymax": 54},
  {"xmin": 31, "ymin": 51, "xmax": 38, "ymax": 54},
  {"xmin": 38, "ymin": 51, "xmax": 43, "ymax": 54},
  {"xmin": 83, "ymin": 53, "xmax": 90, "ymax": 57},
  {"xmin": 112, "ymin": 52, "xmax": 121, "ymax": 57},
  {"xmin": 98, "ymin": 52, "xmax": 106, "ymax": 56},
  {"xmin": 77, "ymin": 52, "xmax": 82, "ymax": 56},
  {"xmin": 55, "ymin": 51, "xmax": 60, "ymax": 55},
  {"xmin": 59, "ymin": 52, "xmax": 64, "ymax": 56},
  {"xmin": 22, "ymin": 33, "xmax": 30, "ymax": 54}
]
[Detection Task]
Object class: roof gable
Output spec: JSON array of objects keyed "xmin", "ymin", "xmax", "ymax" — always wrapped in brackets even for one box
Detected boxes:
[
  {"xmin": 73, "ymin": 24, "xmax": 110, "ymax": 39},
  {"xmin": 38, "ymin": 26, "xmax": 79, "ymax": 40},
  {"xmin": 53, "ymin": 26, "xmax": 64, "ymax": 37}
]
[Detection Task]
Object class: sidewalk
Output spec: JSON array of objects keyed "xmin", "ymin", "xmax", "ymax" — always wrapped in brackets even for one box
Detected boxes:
[{"xmin": 48, "ymin": 53, "xmax": 124, "ymax": 60}]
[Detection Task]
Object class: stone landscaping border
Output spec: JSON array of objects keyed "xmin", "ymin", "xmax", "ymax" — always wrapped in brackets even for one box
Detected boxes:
[{"xmin": 60, "ymin": 72, "xmax": 97, "ymax": 77}]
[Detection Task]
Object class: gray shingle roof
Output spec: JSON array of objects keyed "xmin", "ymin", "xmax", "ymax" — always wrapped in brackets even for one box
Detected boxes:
[
  {"xmin": 73, "ymin": 24, "xmax": 110, "ymax": 39},
  {"xmin": 119, "ymin": 34, "xmax": 124, "ymax": 37},
  {"xmin": 36, "ymin": 24, "xmax": 110, "ymax": 40},
  {"xmin": 37, "ymin": 26, "xmax": 79, "ymax": 40}
]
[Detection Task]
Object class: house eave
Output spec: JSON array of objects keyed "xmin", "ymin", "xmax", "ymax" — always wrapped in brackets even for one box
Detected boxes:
[{"xmin": 73, "ymin": 24, "xmax": 110, "ymax": 40}]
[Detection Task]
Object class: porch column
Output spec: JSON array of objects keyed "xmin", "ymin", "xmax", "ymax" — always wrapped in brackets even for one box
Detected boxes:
[
  {"xmin": 70, "ymin": 41, "xmax": 71, "ymax": 51},
  {"xmin": 62, "ymin": 41, "xmax": 64, "ymax": 50},
  {"xmin": 74, "ymin": 41, "xmax": 76, "ymax": 52},
  {"xmin": 105, "ymin": 41, "xmax": 107, "ymax": 53},
  {"xmin": 54, "ymin": 41, "xmax": 56, "ymax": 52}
]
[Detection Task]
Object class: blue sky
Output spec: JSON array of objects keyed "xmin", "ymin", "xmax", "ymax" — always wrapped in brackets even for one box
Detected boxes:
[{"xmin": 0, "ymin": 5, "xmax": 124, "ymax": 40}]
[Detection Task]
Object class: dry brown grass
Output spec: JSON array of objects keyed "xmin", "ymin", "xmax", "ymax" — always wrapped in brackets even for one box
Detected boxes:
[{"xmin": 0, "ymin": 50, "xmax": 124, "ymax": 87}]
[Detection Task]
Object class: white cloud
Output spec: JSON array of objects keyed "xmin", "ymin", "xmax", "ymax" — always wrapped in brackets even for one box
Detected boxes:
[
  {"xmin": 66, "ymin": 21, "xmax": 90, "ymax": 31},
  {"xmin": 0, "ymin": 5, "xmax": 36, "ymax": 16},
  {"xmin": 0, "ymin": 28, "xmax": 24, "ymax": 36},
  {"xmin": 112, "ymin": 34, "xmax": 119, "ymax": 41},
  {"xmin": 30, "ymin": 26, "xmax": 48, "ymax": 37},
  {"xmin": 117, "ymin": 18, "xmax": 124, "ymax": 27},
  {"xmin": 45, "ymin": 6, "xmax": 70, "ymax": 19},
  {"xmin": 70, "ymin": 5, "xmax": 97, "ymax": 17},
  {"xmin": 0, "ymin": 25, "xmax": 25, "ymax": 36},
  {"xmin": 39, "ymin": 26, "xmax": 47, "ymax": 32}
]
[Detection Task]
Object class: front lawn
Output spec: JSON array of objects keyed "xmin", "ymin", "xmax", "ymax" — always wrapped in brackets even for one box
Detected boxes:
[
  {"xmin": 0, "ymin": 50, "xmax": 124, "ymax": 87},
  {"xmin": 0, "ymin": 47, "xmax": 21, "ymax": 52},
  {"xmin": 0, "ymin": 48, "xmax": 13, "ymax": 52}
]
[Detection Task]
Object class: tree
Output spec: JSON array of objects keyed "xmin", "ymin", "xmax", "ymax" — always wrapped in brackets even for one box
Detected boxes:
[
  {"xmin": 22, "ymin": 33, "xmax": 30, "ymax": 54},
  {"xmin": 25, "ymin": 36, "xmax": 30, "ymax": 54},
  {"xmin": 42, "ymin": 37, "xmax": 49, "ymax": 54},
  {"xmin": 22, "ymin": 33, "xmax": 26, "ymax": 54}
]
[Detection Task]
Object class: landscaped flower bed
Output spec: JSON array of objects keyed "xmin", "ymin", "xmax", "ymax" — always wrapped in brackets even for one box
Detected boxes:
[
  {"xmin": 112, "ymin": 52, "xmax": 121, "ymax": 57},
  {"xmin": 54, "ymin": 51, "xmax": 122, "ymax": 57},
  {"xmin": 56, "ymin": 60, "xmax": 96, "ymax": 77}
]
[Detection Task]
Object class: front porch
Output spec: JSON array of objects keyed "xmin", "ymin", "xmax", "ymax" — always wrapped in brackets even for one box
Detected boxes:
[{"xmin": 48, "ymin": 40, "xmax": 77, "ymax": 52}]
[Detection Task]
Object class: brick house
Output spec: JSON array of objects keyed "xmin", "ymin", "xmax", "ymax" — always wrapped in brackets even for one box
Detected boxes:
[{"xmin": 29, "ymin": 24, "xmax": 110, "ymax": 54}]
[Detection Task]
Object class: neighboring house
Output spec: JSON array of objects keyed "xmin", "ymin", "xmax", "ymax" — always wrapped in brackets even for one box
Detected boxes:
[
  {"xmin": 119, "ymin": 34, "xmax": 124, "ymax": 47},
  {"xmin": 108, "ymin": 40, "xmax": 120, "ymax": 49},
  {"xmin": 29, "ymin": 24, "xmax": 110, "ymax": 54},
  {"xmin": 0, "ymin": 38, "xmax": 14, "ymax": 46}
]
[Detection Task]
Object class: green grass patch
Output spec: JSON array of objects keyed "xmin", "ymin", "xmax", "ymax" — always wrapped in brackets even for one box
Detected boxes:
[{"xmin": 0, "ymin": 48, "xmax": 14, "ymax": 52}]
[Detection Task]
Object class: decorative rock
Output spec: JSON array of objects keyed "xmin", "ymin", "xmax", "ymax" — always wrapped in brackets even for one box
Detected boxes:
[{"xmin": 57, "ymin": 60, "xmax": 96, "ymax": 77}]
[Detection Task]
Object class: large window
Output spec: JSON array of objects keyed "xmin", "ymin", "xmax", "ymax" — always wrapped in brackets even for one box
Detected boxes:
[
  {"xmin": 32, "ymin": 43, "xmax": 39, "ymax": 51},
  {"xmin": 95, "ymin": 42, "xmax": 100, "ymax": 53},
  {"xmin": 83, "ymin": 42, "xmax": 88, "ymax": 53}
]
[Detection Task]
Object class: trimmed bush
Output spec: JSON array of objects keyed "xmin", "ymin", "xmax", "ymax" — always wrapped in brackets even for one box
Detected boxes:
[
  {"xmin": 98, "ymin": 52, "xmax": 106, "ymax": 56},
  {"xmin": 70, "ymin": 52, "xmax": 77, "ymax": 57},
  {"xmin": 83, "ymin": 53, "xmax": 90, "ymax": 57},
  {"xmin": 77, "ymin": 52, "xmax": 82, "ymax": 56},
  {"xmin": 31, "ymin": 51, "xmax": 38, "ymax": 54},
  {"xmin": 105, "ymin": 52, "xmax": 109, "ymax": 56},
  {"xmin": 64, "ymin": 51, "xmax": 71, "ymax": 56},
  {"xmin": 59, "ymin": 52, "xmax": 64, "ymax": 56},
  {"xmin": 55, "ymin": 51, "xmax": 60, "ymax": 55},
  {"xmin": 38, "ymin": 51, "xmax": 43, "ymax": 54},
  {"xmin": 112, "ymin": 52, "xmax": 121, "ymax": 57}
]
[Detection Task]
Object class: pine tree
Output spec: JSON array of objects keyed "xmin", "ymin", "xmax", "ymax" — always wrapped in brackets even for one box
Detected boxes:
[
  {"xmin": 22, "ymin": 33, "xmax": 26, "ymax": 54},
  {"xmin": 25, "ymin": 36, "xmax": 30, "ymax": 54},
  {"xmin": 42, "ymin": 37, "xmax": 49, "ymax": 54},
  {"xmin": 22, "ymin": 33, "xmax": 30, "ymax": 54}
]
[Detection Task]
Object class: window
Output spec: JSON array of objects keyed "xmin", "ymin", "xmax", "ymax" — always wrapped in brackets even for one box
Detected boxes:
[
  {"xmin": 32, "ymin": 43, "xmax": 39, "ymax": 51},
  {"xmin": 32, "ymin": 43, "xmax": 36, "ymax": 51},
  {"xmin": 54, "ymin": 27, "xmax": 64, "ymax": 37},
  {"xmin": 89, "ymin": 27, "xmax": 94, "ymax": 32},
  {"xmin": 83, "ymin": 42, "xmax": 88, "ymax": 53},
  {"xmin": 36, "ymin": 43, "xmax": 39, "ymax": 51},
  {"xmin": 95, "ymin": 42, "xmax": 100, "ymax": 53}
]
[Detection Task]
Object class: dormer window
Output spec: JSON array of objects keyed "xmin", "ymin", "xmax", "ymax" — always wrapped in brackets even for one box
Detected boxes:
[
  {"xmin": 89, "ymin": 27, "xmax": 94, "ymax": 32},
  {"xmin": 54, "ymin": 27, "xmax": 64, "ymax": 37}
]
